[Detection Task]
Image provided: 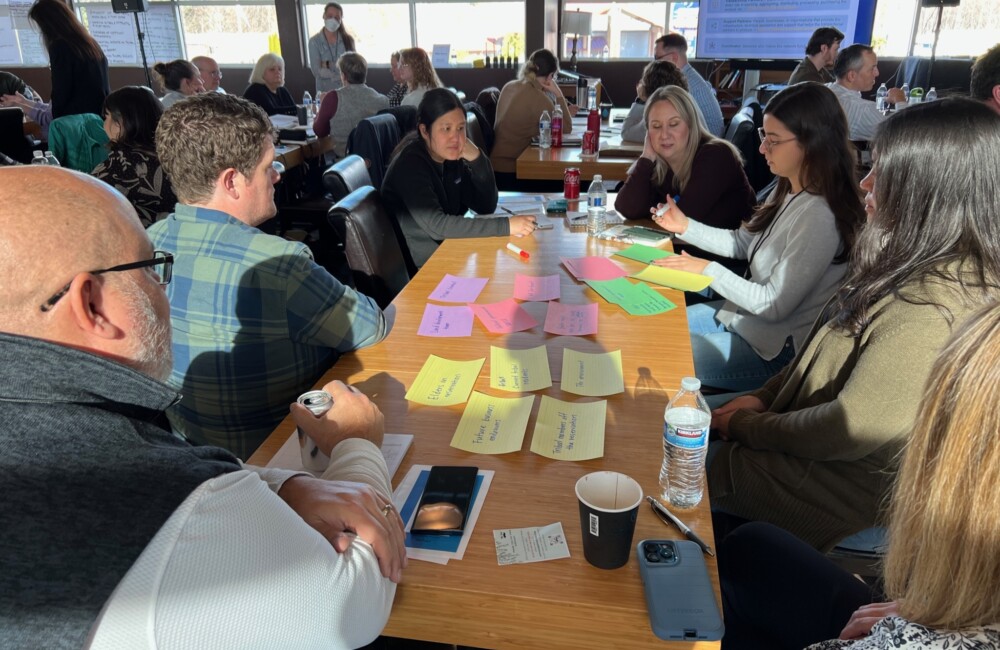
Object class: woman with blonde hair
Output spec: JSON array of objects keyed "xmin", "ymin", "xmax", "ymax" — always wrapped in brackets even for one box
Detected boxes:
[
  {"xmin": 397, "ymin": 48, "xmax": 442, "ymax": 108},
  {"xmin": 243, "ymin": 53, "xmax": 296, "ymax": 116},
  {"xmin": 491, "ymin": 48, "xmax": 575, "ymax": 189}
]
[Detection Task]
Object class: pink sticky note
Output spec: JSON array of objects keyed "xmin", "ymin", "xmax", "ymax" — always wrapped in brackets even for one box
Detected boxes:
[
  {"xmin": 513, "ymin": 274, "xmax": 561, "ymax": 302},
  {"xmin": 543, "ymin": 301, "xmax": 599, "ymax": 336},
  {"xmin": 429, "ymin": 274, "xmax": 489, "ymax": 303},
  {"xmin": 418, "ymin": 304, "xmax": 475, "ymax": 337},
  {"xmin": 560, "ymin": 256, "xmax": 629, "ymax": 281},
  {"xmin": 470, "ymin": 298, "xmax": 539, "ymax": 334}
]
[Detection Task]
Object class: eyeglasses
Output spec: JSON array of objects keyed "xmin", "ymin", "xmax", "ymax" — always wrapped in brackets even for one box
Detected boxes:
[
  {"xmin": 758, "ymin": 127, "xmax": 797, "ymax": 152},
  {"xmin": 40, "ymin": 251, "xmax": 174, "ymax": 312}
]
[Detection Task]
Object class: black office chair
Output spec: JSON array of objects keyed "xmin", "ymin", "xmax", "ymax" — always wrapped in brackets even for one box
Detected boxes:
[
  {"xmin": 377, "ymin": 105, "xmax": 417, "ymax": 136},
  {"xmin": 327, "ymin": 186, "xmax": 411, "ymax": 309},
  {"xmin": 725, "ymin": 101, "xmax": 773, "ymax": 193},
  {"xmin": 0, "ymin": 107, "xmax": 35, "ymax": 164},
  {"xmin": 464, "ymin": 101, "xmax": 495, "ymax": 154},
  {"xmin": 346, "ymin": 114, "xmax": 401, "ymax": 190},
  {"xmin": 322, "ymin": 154, "xmax": 372, "ymax": 203},
  {"xmin": 466, "ymin": 111, "xmax": 488, "ymax": 153}
]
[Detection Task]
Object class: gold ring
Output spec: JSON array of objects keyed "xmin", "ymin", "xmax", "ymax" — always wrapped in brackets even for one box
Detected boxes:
[{"xmin": 381, "ymin": 504, "xmax": 394, "ymax": 518}]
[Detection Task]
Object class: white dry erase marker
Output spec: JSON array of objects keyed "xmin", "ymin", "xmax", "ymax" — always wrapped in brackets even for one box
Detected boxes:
[
  {"xmin": 654, "ymin": 195, "xmax": 681, "ymax": 219},
  {"xmin": 506, "ymin": 242, "xmax": 530, "ymax": 259}
]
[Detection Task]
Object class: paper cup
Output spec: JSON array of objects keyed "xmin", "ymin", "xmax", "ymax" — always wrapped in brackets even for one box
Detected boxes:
[{"xmin": 575, "ymin": 471, "xmax": 643, "ymax": 569}]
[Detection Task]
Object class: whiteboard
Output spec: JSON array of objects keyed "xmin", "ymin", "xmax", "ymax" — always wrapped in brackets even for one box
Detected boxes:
[
  {"xmin": 0, "ymin": 0, "xmax": 49, "ymax": 66},
  {"xmin": 82, "ymin": 4, "xmax": 183, "ymax": 66}
]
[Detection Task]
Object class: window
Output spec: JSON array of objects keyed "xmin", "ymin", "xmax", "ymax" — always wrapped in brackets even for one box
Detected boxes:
[
  {"xmin": 563, "ymin": 1, "xmax": 666, "ymax": 60},
  {"xmin": 872, "ymin": 0, "xmax": 999, "ymax": 58},
  {"xmin": 180, "ymin": 2, "xmax": 280, "ymax": 65}
]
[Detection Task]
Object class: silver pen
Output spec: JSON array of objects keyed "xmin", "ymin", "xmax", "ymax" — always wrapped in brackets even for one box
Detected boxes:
[{"xmin": 645, "ymin": 495, "xmax": 715, "ymax": 557}]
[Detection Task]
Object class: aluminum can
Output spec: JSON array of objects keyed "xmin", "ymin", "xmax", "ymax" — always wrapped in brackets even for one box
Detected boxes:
[
  {"xmin": 564, "ymin": 167, "xmax": 581, "ymax": 199},
  {"xmin": 297, "ymin": 390, "xmax": 333, "ymax": 472},
  {"xmin": 582, "ymin": 130, "xmax": 599, "ymax": 156},
  {"xmin": 297, "ymin": 390, "xmax": 333, "ymax": 416}
]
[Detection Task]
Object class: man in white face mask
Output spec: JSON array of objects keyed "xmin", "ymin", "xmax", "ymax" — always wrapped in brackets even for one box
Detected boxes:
[{"xmin": 308, "ymin": 2, "xmax": 356, "ymax": 94}]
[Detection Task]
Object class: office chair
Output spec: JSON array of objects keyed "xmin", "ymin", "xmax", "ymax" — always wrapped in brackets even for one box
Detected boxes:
[{"xmin": 322, "ymin": 154, "xmax": 372, "ymax": 203}]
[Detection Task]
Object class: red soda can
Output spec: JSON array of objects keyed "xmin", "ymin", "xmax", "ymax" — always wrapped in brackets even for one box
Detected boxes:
[
  {"xmin": 582, "ymin": 130, "xmax": 599, "ymax": 156},
  {"xmin": 587, "ymin": 109, "xmax": 601, "ymax": 133},
  {"xmin": 564, "ymin": 167, "xmax": 581, "ymax": 199}
]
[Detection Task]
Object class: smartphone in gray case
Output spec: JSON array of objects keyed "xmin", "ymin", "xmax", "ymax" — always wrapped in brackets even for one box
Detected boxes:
[{"xmin": 636, "ymin": 539, "xmax": 724, "ymax": 641}]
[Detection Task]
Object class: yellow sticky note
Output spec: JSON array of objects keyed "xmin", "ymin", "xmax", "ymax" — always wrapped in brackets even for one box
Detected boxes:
[
  {"xmin": 490, "ymin": 345, "xmax": 553, "ymax": 392},
  {"xmin": 451, "ymin": 392, "xmax": 535, "ymax": 454},
  {"xmin": 561, "ymin": 349, "xmax": 624, "ymax": 396},
  {"xmin": 632, "ymin": 265, "xmax": 713, "ymax": 292},
  {"xmin": 405, "ymin": 355, "xmax": 485, "ymax": 406},
  {"xmin": 530, "ymin": 396, "xmax": 607, "ymax": 461}
]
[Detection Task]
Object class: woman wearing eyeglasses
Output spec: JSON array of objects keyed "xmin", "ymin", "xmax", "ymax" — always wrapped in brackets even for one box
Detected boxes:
[
  {"xmin": 397, "ymin": 48, "xmax": 443, "ymax": 108},
  {"xmin": 650, "ymin": 82, "xmax": 863, "ymax": 392}
]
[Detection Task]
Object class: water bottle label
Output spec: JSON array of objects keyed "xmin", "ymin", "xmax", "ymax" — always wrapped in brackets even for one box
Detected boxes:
[
  {"xmin": 590, "ymin": 198, "xmax": 603, "ymax": 207},
  {"xmin": 664, "ymin": 422, "xmax": 708, "ymax": 449}
]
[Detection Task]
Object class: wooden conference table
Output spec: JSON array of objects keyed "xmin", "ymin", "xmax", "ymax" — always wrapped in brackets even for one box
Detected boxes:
[
  {"xmin": 274, "ymin": 134, "xmax": 334, "ymax": 171},
  {"xmin": 516, "ymin": 114, "xmax": 643, "ymax": 183},
  {"xmin": 248, "ymin": 210, "xmax": 719, "ymax": 649}
]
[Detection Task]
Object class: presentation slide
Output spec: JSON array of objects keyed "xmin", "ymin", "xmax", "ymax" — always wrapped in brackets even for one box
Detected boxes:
[{"xmin": 696, "ymin": 0, "xmax": 877, "ymax": 60}]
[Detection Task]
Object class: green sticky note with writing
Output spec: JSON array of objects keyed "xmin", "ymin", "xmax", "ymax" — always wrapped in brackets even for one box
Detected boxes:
[
  {"xmin": 613, "ymin": 244, "xmax": 674, "ymax": 264},
  {"xmin": 618, "ymin": 282, "xmax": 676, "ymax": 316}
]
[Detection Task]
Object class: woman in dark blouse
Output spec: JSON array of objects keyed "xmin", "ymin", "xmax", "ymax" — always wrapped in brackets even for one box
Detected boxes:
[
  {"xmin": 28, "ymin": 0, "xmax": 109, "ymax": 118},
  {"xmin": 243, "ymin": 53, "xmax": 297, "ymax": 117},
  {"xmin": 92, "ymin": 87, "xmax": 177, "ymax": 227}
]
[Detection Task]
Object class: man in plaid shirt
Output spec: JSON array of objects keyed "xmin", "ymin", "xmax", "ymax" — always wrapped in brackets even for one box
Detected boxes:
[{"xmin": 149, "ymin": 94, "xmax": 387, "ymax": 459}]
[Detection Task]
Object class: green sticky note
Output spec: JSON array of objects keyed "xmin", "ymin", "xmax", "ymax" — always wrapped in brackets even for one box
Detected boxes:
[
  {"xmin": 618, "ymin": 283, "xmax": 677, "ymax": 316},
  {"xmin": 585, "ymin": 277, "xmax": 637, "ymax": 305},
  {"xmin": 613, "ymin": 244, "xmax": 674, "ymax": 264}
]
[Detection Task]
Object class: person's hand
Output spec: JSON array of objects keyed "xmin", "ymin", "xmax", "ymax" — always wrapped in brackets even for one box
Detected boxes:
[
  {"xmin": 461, "ymin": 138, "xmax": 480, "ymax": 161},
  {"xmin": 636, "ymin": 81, "xmax": 646, "ymax": 102},
  {"xmin": 289, "ymin": 380, "xmax": 384, "ymax": 456},
  {"xmin": 651, "ymin": 251, "xmax": 709, "ymax": 274},
  {"xmin": 567, "ymin": 104, "xmax": 579, "ymax": 117},
  {"xmin": 887, "ymin": 88, "xmax": 906, "ymax": 104},
  {"xmin": 838, "ymin": 602, "xmax": 901, "ymax": 640},
  {"xmin": 278, "ymin": 476, "xmax": 407, "ymax": 583},
  {"xmin": 650, "ymin": 194, "xmax": 689, "ymax": 235},
  {"xmin": 0, "ymin": 92, "xmax": 28, "ymax": 109},
  {"xmin": 641, "ymin": 130, "xmax": 657, "ymax": 161},
  {"xmin": 509, "ymin": 215, "xmax": 537, "ymax": 237},
  {"xmin": 711, "ymin": 395, "xmax": 766, "ymax": 440},
  {"xmin": 539, "ymin": 73, "xmax": 560, "ymax": 96}
]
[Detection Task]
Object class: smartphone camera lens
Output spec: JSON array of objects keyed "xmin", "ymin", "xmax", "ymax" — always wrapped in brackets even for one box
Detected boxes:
[
  {"xmin": 645, "ymin": 551, "xmax": 660, "ymax": 563},
  {"xmin": 658, "ymin": 544, "xmax": 676, "ymax": 561},
  {"xmin": 643, "ymin": 542, "xmax": 660, "ymax": 555}
]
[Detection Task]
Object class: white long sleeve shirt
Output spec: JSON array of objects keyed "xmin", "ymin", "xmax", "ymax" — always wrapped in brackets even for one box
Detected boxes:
[{"xmin": 86, "ymin": 439, "xmax": 396, "ymax": 649}]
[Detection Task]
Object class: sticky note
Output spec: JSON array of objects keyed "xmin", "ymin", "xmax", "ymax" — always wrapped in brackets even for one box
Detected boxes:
[
  {"xmin": 560, "ymin": 256, "xmax": 629, "ymax": 281},
  {"xmin": 613, "ymin": 243, "xmax": 674, "ymax": 264},
  {"xmin": 490, "ymin": 345, "xmax": 552, "ymax": 392},
  {"xmin": 451, "ymin": 392, "xmax": 534, "ymax": 454},
  {"xmin": 417, "ymin": 304, "xmax": 474, "ymax": 337},
  {"xmin": 561, "ymin": 349, "xmax": 624, "ymax": 396},
  {"xmin": 632, "ymin": 265, "xmax": 712, "ymax": 292},
  {"xmin": 617, "ymin": 283, "xmax": 676, "ymax": 316},
  {"xmin": 513, "ymin": 274, "xmax": 561, "ymax": 302},
  {"xmin": 585, "ymin": 277, "xmax": 639, "ymax": 305},
  {"xmin": 470, "ymin": 298, "xmax": 538, "ymax": 334},
  {"xmin": 429, "ymin": 274, "xmax": 489, "ymax": 302},
  {"xmin": 405, "ymin": 355, "xmax": 485, "ymax": 406},
  {"xmin": 543, "ymin": 301, "xmax": 599, "ymax": 336},
  {"xmin": 529, "ymin": 396, "xmax": 607, "ymax": 461}
]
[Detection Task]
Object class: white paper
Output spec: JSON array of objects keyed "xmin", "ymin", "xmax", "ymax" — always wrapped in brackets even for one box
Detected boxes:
[
  {"xmin": 494, "ymin": 522, "xmax": 571, "ymax": 566},
  {"xmin": 269, "ymin": 114, "xmax": 299, "ymax": 129},
  {"xmin": 265, "ymin": 431, "xmax": 412, "ymax": 480}
]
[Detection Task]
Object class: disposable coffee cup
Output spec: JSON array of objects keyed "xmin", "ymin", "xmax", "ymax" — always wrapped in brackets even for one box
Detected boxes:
[{"xmin": 575, "ymin": 471, "xmax": 643, "ymax": 569}]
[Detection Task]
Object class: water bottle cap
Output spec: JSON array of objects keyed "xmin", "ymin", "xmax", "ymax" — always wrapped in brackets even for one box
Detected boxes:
[
  {"xmin": 593, "ymin": 174, "xmax": 602, "ymax": 182},
  {"xmin": 33, "ymin": 150, "xmax": 43, "ymax": 157},
  {"xmin": 680, "ymin": 377, "xmax": 701, "ymax": 392}
]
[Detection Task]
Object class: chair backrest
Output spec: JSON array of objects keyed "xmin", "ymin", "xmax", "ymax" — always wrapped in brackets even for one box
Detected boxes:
[
  {"xmin": 322, "ymin": 154, "xmax": 372, "ymax": 203},
  {"xmin": 377, "ymin": 105, "xmax": 417, "ymax": 135},
  {"xmin": 327, "ymin": 185, "xmax": 410, "ymax": 309},
  {"xmin": 726, "ymin": 103, "xmax": 774, "ymax": 193},
  {"xmin": 464, "ymin": 100, "xmax": 495, "ymax": 154},
  {"xmin": 475, "ymin": 86, "xmax": 500, "ymax": 127},
  {"xmin": 345, "ymin": 114, "xmax": 401, "ymax": 190},
  {"xmin": 48, "ymin": 113, "xmax": 109, "ymax": 172},
  {"xmin": 466, "ymin": 111, "xmax": 487, "ymax": 152},
  {"xmin": 0, "ymin": 107, "xmax": 35, "ymax": 164}
]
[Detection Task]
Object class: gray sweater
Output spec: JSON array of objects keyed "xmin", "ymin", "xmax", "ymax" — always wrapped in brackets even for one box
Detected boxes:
[
  {"xmin": 680, "ymin": 191, "xmax": 846, "ymax": 359},
  {"xmin": 327, "ymin": 84, "xmax": 388, "ymax": 158}
]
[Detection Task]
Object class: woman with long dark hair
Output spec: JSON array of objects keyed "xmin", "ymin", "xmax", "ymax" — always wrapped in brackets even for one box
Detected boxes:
[
  {"xmin": 28, "ymin": 0, "xmax": 109, "ymax": 118},
  {"xmin": 382, "ymin": 88, "xmax": 535, "ymax": 271},
  {"xmin": 92, "ymin": 86, "xmax": 177, "ymax": 227},
  {"xmin": 706, "ymin": 97, "xmax": 1000, "ymax": 552},
  {"xmin": 154, "ymin": 59, "xmax": 205, "ymax": 108},
  {"xmin": 308, "ymin": 1, "xmax": 356, "ymax": 94},
  {"xmin": 651, "ymin": 82, "xmax": 863, "ymax": 392}
]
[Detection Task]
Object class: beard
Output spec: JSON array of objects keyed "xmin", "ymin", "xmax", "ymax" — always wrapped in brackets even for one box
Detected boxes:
[{"xmin": 119, "ymin": 275, "xmax": 174, "ymax": 382}]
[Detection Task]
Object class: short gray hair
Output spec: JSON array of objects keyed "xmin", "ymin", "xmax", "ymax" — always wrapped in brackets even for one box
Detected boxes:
[{"xmin": 337, "ymin": 52, "xmax": 367, "ymax": 85}]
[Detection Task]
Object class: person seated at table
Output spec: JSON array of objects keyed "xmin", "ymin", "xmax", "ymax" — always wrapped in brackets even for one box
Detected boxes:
[
  {"xmin": 154, "ymin": 59, "xmax": 205, "ymax": 108},
  {"xmin": 0, "ymin": 166, "xmax": 405, "ymax": 649},
  {"xmin": 0, "ymin": 87, "xmax": 52, "ymax": 139},
  {"xmin": 397, "ymin": 47, "xmax": 443, "ymax": 108},
  {"xmin": 148, "ymin": 94, "xmax": 388, "ymax": 458},
  {"xmin": 620, "ymin": 60, "xmax": 688, "ymax": 143},
  {"xmin": 648, "ymin": 82, "xmax": 861, "ymax": 392},
  {"xmin": 192, "ymin": 55, "xmax": 226, "ymax": 94},
  {"xmin": 243, "ymin": 53, "xmax": 297, "ymax": 117},
  {"xmin": 382, "ymin": 88, "xmax": 536, "ymax": 272},
  {"xmin": 92, "ymin": 86, "xmax": 177, "ymax": 227},
  {"xmin": 313, "ymin": 52, "xmax": 388, "ymax": 159},
  {"xmin": 719, "ymin": 300, "xmax": 1000, "ymax": 649},
  {"xmin": 0, "ymin": 70, "xmax": 41, "ymax": 102},
  {"xmin": 491, "ymin": 48, "xmax": 576, "ymax": 190},
  {"xmin": 386, "ymin": 51, "xmax": 408, "ymax": 107},
  {"xmin": 704, "ymin": 97, "xmax": 1000, "ymax": 551}
]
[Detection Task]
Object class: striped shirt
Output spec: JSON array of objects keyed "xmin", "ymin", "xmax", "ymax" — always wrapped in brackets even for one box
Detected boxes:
[
  {"xmin": 826, "ymin": 81, "xmax": 884, "ymax": 142},
  {"xmin": 147, "ymin": 204, "xmax": 387, "ymax": 458},
  {"xmin": 683, "ymin": 63, "xmax": 725, "ymax": 137}
]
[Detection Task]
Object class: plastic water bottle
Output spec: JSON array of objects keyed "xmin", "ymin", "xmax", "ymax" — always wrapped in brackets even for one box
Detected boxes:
[
  {"xmin": 900, "ymin": 83, "xmax": 910, "ymax": 106},
  {"xmin": 602, "ymin": 45, "xmax": 610, "ymax": 61},
  {"xmin": 44, "ymin": 150, "xmax": 60, "ymax": 166},
  {"xmin": 587, "ymin": 84, "xmax": 597, "ymax": 111},
  {"xmin": 30, "ymin": 150, "xmax": 47, "ymax": 165},
  {"xmin": 875, "ymin": 83, "xmax": 888, "ymax": 112},
  {"xmin": 551, "ymin": 104, "xmax": 563, "ymax": 148},
  {"xmin": 926, "ymin": 86, "xmax": 937, "ymax": 102},
  {"xmin": 586, "ymin": 174, "xmax": 607, "ymax": 237},
  {"xmin": 302, "ymin": 90, "xmax": 313, "ymax": 116},
  {"xmin": 659, "ymin": 377, "xmax": 711, "ymax": 509},
  {"xmin": 538, "ymin": 110, "xmax": 552, "ymax": 149}
]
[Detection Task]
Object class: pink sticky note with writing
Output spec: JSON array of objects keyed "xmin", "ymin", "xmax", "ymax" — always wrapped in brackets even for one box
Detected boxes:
[
  {"xmin": 470, "ymin": 298, "xmax": 539, "ymax": 334},
  {"xmin": 418, "ymin": 304, "xmax": 475, "ymax": 337},
  {"xmin": 429, "ymin": 274, "xmax": 489, "ymax": 303},
  {"xmin": 560, "ymin": 256, "xmax": 629, "ymax": 281},
  {"xmin": 513, "ymin": 274, "xmax": 561, "ymax": 302},
  {"xmin": 543, "ymin": 301, "xmax": 599, "ymax": 336}
]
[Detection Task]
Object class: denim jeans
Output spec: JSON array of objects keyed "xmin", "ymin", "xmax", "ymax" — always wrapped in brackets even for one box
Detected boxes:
[{"xmin": 687, "ymin": 301, "xmax": 795, "ymax": 393}]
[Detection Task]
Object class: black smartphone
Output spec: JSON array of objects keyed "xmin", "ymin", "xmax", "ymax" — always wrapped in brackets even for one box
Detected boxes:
[
  {"xmin": 637, "ymin": 539, "xmax": 724, "ymax": 641},
  {"xmin": 411, "ymin": 466, "xmax": 478, "ymax": 535}
]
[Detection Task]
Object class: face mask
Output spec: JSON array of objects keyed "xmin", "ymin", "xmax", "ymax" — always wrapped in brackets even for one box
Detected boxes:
[{"xmin": 325, "ymin": 18, "xmax": 340, "ymax": 32}]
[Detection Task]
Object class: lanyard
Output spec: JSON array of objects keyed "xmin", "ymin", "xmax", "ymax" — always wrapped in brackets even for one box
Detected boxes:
[{"xmin": 744, "ymin": 191, "xmax": 804, "ymax": 279}]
